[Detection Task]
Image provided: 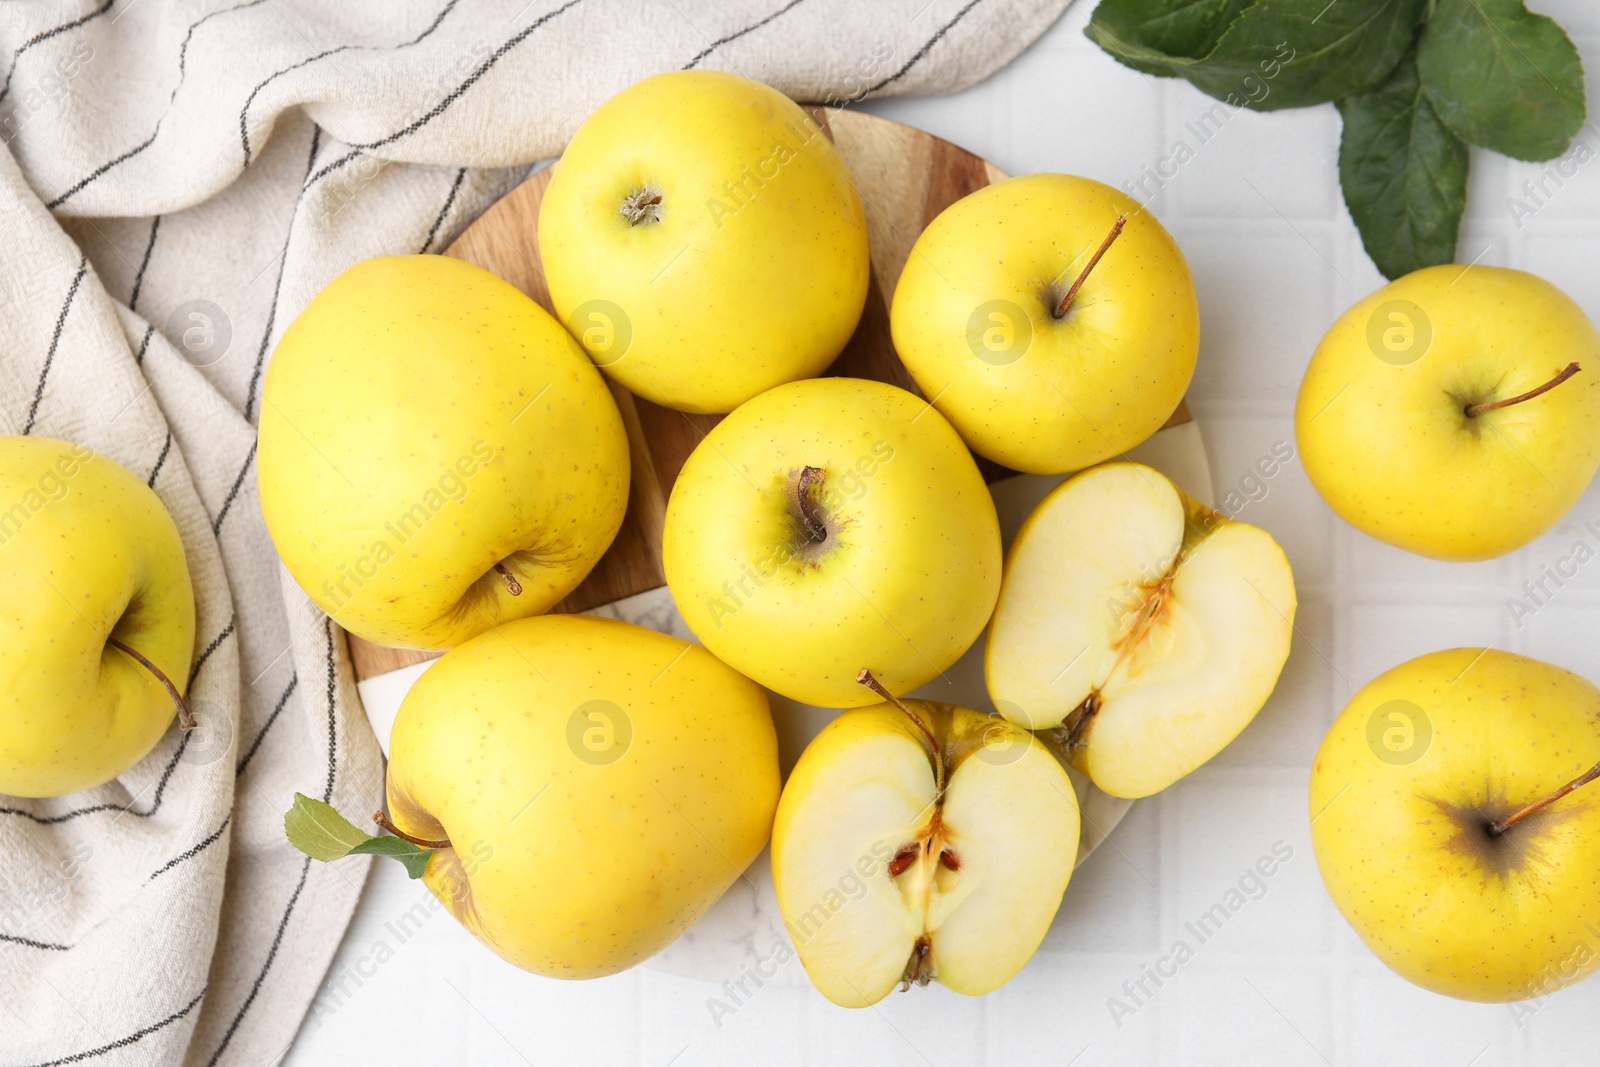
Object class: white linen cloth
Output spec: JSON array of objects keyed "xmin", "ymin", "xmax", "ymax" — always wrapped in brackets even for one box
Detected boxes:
[{"xmin": 0, "ymin": 1, "xmax": 1072, "ymax": 1063}]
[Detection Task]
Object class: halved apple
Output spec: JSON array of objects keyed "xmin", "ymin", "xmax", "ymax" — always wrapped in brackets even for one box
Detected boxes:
[
  {"xmin": 986, "ymin": 462, "xmax": 1296, "ymax": 799},
  {"xmin": 772, "ymin": 681, "xmax": 1078, "ymax": 1008}
]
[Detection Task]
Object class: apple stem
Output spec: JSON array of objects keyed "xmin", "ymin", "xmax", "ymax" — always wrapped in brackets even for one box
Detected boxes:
[
  {"xmin": 1488, "ymin": 758, "xmax": 1600, "ymax": 836},
  {"xmin": 857, "ymin": 668, "xmax": 944, "ymax": 797},
  {"xmin": 1466, "ymin": 363, "xmax": 1581, "ymax": 418},
  {"xmin": 493, "ymin": 562, "xmax": 523, "ymax": 597},
  {"xmin": 794, "ymin": 466, "xmax": 828, "ymax": 544},
  {"xmin": 1053, "ymin": 214, "xmax": 1128, "ymax": 320},
  {"xmin": 373, "ymin": 810, "xmax": 451, "ymax": 850},
  {"xmin": 108, "ymin": 638, "xmax": 195, "ymax": 731}
]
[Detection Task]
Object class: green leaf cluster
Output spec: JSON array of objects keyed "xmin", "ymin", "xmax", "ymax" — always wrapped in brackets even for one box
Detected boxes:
[{"xmin": 1087, "ymin": 0, "xmax": 1587, "ymax": 278}]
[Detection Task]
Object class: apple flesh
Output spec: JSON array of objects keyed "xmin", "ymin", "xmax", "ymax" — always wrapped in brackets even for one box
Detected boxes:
[
  {"xmin": 1310, "ymin": 649, "xmax": 1600, "ymax": 1001},
  {"xmin": 386, "ymin": 614, "xmax": 780, "ymax": 978},
  {"xmin": 986, "ymin": 462, "xmax": 1296, "ymax": 799},
  {"xmin": 1297, "ymin": 265, "xmax": 1600, "ymax": 561},
  {"xmin": 663, "ymin": 377, "xmax": 1002, "ymax": 708},
  {"xmin": 772, "ymin": 692, "xmax": 1078, "ymax": 1007},
  {"xmin": 0, "ymin": 438, "xmax": 195, "ymax": 797}
]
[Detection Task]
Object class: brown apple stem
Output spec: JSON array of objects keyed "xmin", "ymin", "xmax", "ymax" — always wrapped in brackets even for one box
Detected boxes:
[
  {"xmin": 794, "ymin": 466, "xmax": 828, "ymax": 544},
  {"xmin": 373, "ymin": 810, "xmax": 451, "ymax": 850},
  {"xmin": 857, "ymin": 668, "xmax": 944, "ymax": 797},
  {"xmin": 1466, "ymin": 363, "xmax": 1581, "ymax": 417},
  {"xmin": 108, "ymin": 638, "xmax": 195, "ymax": 731},
  {"xmin": 1488, "ymin": 758, "xmax": 1600, "ymax": 835},
  {"xmin": 1054, "ymin": 214, "xmax": 1127, "ymax": 319},
  {"xmin": 493, "ymin": 563, "xmax": 522, "ymax": 596}
]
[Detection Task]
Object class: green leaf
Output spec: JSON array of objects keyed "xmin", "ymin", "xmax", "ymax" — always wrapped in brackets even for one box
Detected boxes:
[
  {"xmin": 1087, "ymin": 0, "xmax": 1428, "ymax": 111},
  {"xmin": 1338, "ymin": 53, "xmax": 1469, "ymax": 279},
  {"xmin": 283, "ymin": 792, "xmax": 435, "ymax": 879},
  {"xmin": 350, "ymin": 836, "xmax": 436, "ymax": 880},
  {"xmin": 1088, "ymin": 0, "xmax": 1256, "ymax": 67},
  {"xmin": 284, "ymin": 792, "xmax": 371, "ymax": 862},
  {"xmin": 1416, "ymin": 0, "xmax": 1586, "ymax": 161}
]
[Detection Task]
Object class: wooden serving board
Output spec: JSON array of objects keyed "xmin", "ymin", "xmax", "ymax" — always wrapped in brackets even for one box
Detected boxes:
[{"xmin": 347, "ymin": 108, "xmax": 1191, "ymax": 680}]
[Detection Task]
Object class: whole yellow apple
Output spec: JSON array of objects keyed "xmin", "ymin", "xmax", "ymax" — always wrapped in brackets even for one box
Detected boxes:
[
  {"xmin": 1297, "ymin": 265, "xmax": 1600, "ymax": 561},
  {"xmin": 1310, "ymin": 648, "xmax": 1600, "ymax": 1001},
  {"xmin": 0, "ymin": 437, "xmax": 194, "ymax": 797},
  {"xmin": 539, "ymin": 71, "xmax": 870, "ymax": 415},
  {"xmin": 382, "ymin": 614, "xmax": 780, "ymax": 978},
  {"xmin": 662, "ymin": 377, "xmax": 1002, "ymax": 707},
  {"xmin": 890, "ymin": 173, "xmax": 1199, "ymax": 474},
  {"xmin": 258, "ymin": 255, "xmax": 630, "ymax": 650}
]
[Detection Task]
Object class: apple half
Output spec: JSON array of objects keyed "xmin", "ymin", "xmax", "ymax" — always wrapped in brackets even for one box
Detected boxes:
[
  {"xmin": 986, "ymin": 462, "xmax": 1296, "ymax": 799},
  {"xmin": 773, "ymin": 688, "xmax": 1078, "ymax": 1007}
]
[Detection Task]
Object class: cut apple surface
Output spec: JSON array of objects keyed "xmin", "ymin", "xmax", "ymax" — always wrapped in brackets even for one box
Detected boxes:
[
  {"xmin": 986, "ymin": 462, "xmax": 1296, "ymax": 799},
  {"xmin": 772, "ymin": 697, "xmax": 1078, "ymax": 1008}
]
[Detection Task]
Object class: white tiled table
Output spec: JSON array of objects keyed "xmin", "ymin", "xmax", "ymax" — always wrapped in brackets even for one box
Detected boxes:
[{"xmin": 286, "ymin": 3, "xmax": 1600, "ymax": 1062}]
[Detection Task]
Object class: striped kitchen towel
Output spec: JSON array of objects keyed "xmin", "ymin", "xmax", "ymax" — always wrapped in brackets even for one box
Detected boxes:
[{"xmin": 0, "ymin": 0, "xmax": 1070, "ymax": 1063}]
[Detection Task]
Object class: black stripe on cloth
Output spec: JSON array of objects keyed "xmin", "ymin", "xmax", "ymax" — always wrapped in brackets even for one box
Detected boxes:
[
  {"xmin": 682, "ymin": 0, "xmax": 809, "ymax": 70},
  {"xmin": 0, "ymin": 733, "xmax": 189, "ymax": 824},
  {"xmin": 347, "ymin": 0, "xmax": 586, "ymax": 153},
  {"xmin": 0, "ymin": 933, "xmax": 71, "ymax": 951},
  {"xmin": 134, "ymin": 322, "xmax": 155, "ymax": 366},
  {"xmin": 187, "ymin": 616, "xmax": 237, "ymax": 689},
  {"xmin": 0, "ymin": 0, "xmax": 115, "ymax": 104},
  {"xmin": 236, "ymin": 673, "xmax": 297, "ymax": 776},
  {"xmin": 863, "ymin": 0, "xmax": 987, "ymax": 97},
  {"xmin": 43, "ymin": 0, "xmax": 269, "ymax": 209},
  {"xmin": 320, "ymin": 617, "xmax": 338, "ymax": 803},
  {"xmin": 301, "ymin": 146, "xmax": 363, "ymax": 190},
  {"xmin": 45, "ymin": 128, "xmax": 158, "ymax": 210},
  {"xmin": 22, "ymin": 256, "xmax": 86, "ymax": 435},
  {"xmin": 239, "ymin": 0, "xmax": 462, "ymax": 166},
  {"xmin": 25, "ymin": 987, "xmax": 206, "ymax": 1067},
  {"xmin": 127, "ymin": 216, "xmax": 160, "ymax": 312},
  {"xmin": 146, "ymin": 429, "xmax": 172, "ymax": 487},
  {"xmin": 419, "ymin": 167, "xmax": 466, "ymax": 252},
  {"xmin": 212, "ymin": 441, "xmax": 256, "ymax": 535},
  {"xmin": 239, "ymin": 48, "xmax": 351, "ymax": 167},
  {"xmin": 242, "ymin": 124, "xmax": 323, "ymax": 422},
  {"xmin": 149, "ymin": 814, "xmax": 230, "ymax": 880},
  {"xmin": 203, "ymin": 855, "xmax": 309, "ymax": 1066},
  {"xmin": 204, "ymin": 621, "xmax": 340, "ymax": 1062}
]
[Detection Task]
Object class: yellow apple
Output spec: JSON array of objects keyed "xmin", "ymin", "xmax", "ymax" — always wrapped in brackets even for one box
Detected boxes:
[
  {"xmin": 662, "ymin": 377, "xmax": 1002, "ymax": 707},
  {"xmin": 890, "ymin": 173, "xmax": 1199, "ymax": 474},
  {"xmin": 258, "ymin": 255, "xmax": 629, "ymax": 650},
  {"xmin": 772, "ymin": 680, "xmax": 1078, "ymax": 1007},
  {"xmin": 0, "ymin": 437, "xmax": 194, "ymax": 797},
  {"xmin": 380, "ymin": 614, "xmax": 780, "ymax": 978},
  {"xmin": 539, "ymin": 71, "xmax": 870, "ymax": 415},
  {"xmin": 1310, "ymin": 648, "xmax": 1600, "ymax": 1001},
  {"xmin": 986, "ymin": 462, "xmax": 1296, "ymax": 799},
  {"xmin": 1297, "ymin": 265, "xmax": 1600, "ymax": 561}
]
